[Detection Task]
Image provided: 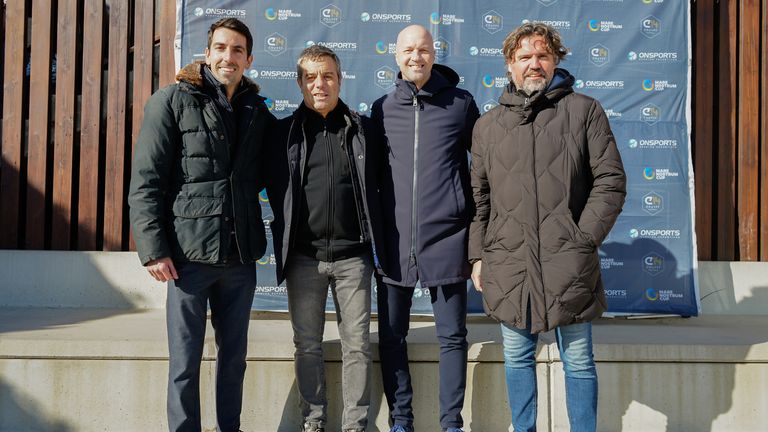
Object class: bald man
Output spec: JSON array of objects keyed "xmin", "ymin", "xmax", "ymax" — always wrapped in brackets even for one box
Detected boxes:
[{"xmin": 371, "ymin": 25, "xmax": 479, "ymax": 432}]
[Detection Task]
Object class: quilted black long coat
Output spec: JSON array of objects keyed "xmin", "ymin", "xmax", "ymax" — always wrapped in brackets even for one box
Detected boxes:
[{"xmin": 469, "ymin": 68, "xmax": 626, "ymax": 334}]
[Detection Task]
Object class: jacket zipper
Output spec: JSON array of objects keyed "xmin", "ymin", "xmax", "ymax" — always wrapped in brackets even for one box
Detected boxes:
[
  {"xmin": 345, "ymin": 124, "xmax": 366, "ymax": 244},
  {"xmin": 410, "ymin": 95, "xmax": 419, "ymax": 264},
  {"xmin": 324, "ymin": 123, "xmax": 334, "ymax": 261}
]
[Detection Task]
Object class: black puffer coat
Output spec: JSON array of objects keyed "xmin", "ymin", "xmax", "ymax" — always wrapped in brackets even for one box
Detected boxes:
[
  {"xmin": 129, "ymin": 62, "xmax": 274, "ymax": 266},
  {"xmin": 371, "ymin": 64, "xmax": 479, "ymax": 287},
  {"xmin": 469, "ymin": 69, "xmax": 626, "ymax": 333}
]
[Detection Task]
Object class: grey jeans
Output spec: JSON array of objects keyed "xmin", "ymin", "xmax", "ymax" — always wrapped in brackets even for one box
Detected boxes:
[{"xmin": 285, "ymin": 252, "xmax": 373, "ymax": 431}]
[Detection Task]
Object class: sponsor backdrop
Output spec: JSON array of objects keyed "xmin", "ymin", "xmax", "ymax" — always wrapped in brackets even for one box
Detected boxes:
[{"xmin": 177, "ymin": 0, "xmax": 698, "ymax": 316}]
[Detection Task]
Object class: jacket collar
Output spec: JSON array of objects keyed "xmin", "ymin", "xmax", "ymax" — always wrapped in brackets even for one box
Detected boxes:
[
  {"xmin": 394, "ymin": 63, "xmax": 459, "ymax": 99},
  {"xmin": 498, "ymin": 67, "xmax": 574, "ymax": 111},
  {"xmin": 175, "ymin": 61, "xmax": 261, "ymax": 94}
]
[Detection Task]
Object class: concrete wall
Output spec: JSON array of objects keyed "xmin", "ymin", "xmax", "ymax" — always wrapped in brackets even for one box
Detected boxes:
[{"xmin": 1, "ymin": 251, "xmax": 768, "ymax": 431}]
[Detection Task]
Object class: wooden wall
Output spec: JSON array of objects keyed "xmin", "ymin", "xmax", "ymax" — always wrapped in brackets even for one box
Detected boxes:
[{"xmin": 0, "ymin": 0, "xmax": 767, "ymax": 260}]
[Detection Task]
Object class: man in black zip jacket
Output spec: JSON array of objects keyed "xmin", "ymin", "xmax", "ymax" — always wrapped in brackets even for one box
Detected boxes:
[
  {"xmin": 266, "ymin": 45, "xmax": 385, "ymax": 432},
  {"xmin": 370, "ymin": 25, "xmax": 479, "ymax": 432},
  {"xmin": 128, "ymin": 19, "xmax": 274, "ymax": 432}
]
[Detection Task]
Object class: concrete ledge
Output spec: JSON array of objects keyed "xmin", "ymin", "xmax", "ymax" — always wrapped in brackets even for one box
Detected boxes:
[{"xmin": 2, "ymin": 308, "xmax": 768, "ymax": 431}]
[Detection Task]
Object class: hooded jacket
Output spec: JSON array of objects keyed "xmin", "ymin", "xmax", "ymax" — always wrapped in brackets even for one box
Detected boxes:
[
  {"xmin": 371, "ymin": 64, "xmax": 480, "ymax": 288},
  {"xmin": 129, "ymin": 62, "xmax": 275, "ymax": 266},
  {"xmin": 267, "ymin": 101, "xmax": 386, "ymax": 284},
  {"xmin": 469, "ymin": 68, "xmax": 626, "ymax": 333}
]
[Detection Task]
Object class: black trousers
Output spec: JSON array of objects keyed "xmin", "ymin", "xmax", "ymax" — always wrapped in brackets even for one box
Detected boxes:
[{"xmin": 166, "ymin": 262, "xmax": 256, "ymax": 432}]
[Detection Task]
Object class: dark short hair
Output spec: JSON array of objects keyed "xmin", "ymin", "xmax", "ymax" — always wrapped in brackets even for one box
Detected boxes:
[
  {"xmin": 207, "ymin": 18, "xmax": 253, "ymax": 56},
  {"xmin": 296, "ymin": 44, "xmax": 342, "ymax": 81},
  {"xmin": 502, "ymin": 22, "xmax": 569, "ymax": 64}
]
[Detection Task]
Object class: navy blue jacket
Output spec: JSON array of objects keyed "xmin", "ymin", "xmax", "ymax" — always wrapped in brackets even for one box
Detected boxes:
[
  {"xmin": 266, "ymin": 101, "xmax": 387, "ymax": 284},
  {"xmin": 371, "ymin": 64, "xmax": 480, "ymax": 287}
]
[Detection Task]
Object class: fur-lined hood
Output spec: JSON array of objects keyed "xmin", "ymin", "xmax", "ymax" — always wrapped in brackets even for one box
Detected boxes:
[{"xmin": 175, "ymin": 61, "xmax": 261, "ymax": 93}]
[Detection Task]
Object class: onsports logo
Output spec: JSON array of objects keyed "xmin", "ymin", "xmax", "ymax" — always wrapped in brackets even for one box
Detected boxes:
[
  {"xmin": 358, "ymin": 102, "xmax": 369, "ymax": 112},
  {"xmin": 375, "ymin": 66, "xmax": 396, "ymax": 90},
  {"xmin": 197, "ymin": 8, "xmax": 246, "ymax": 17},
  {"xmin": 629, "ymin": 228, "xmax": 639, "ymax": 238},
  {"xmin": 628, "ymin": 51, "xmax": 679, "ymax": 62},
  {"xmin": 361, "ymin": 12, "xmax": 412, "ymax": 23},
  {"xmin": 264, "ymin": 8, "xmax": 277, "ymax": 20},
  {"xmin": 310, "ymin": 41, "xmax": 358, "ymax": 52},
  {"xmin": 256, "ymin": 69, "xmax": 298, "ymax": 79},
  {"xmin": 630, "ymin": 139, "xmax": 678, "ymax": 149},
  {"xmin": 589, "ymin": 44, "xmax": 610, "ymax": 67},
  {"xmin": 469, "ymin": 46, "xmax": 503, "ymax": 57},
  {"xmin": 524, "ymin": 19, "xmax": 571, "ymax": 30},
  {"xmin": 265, "ymin": 33, "xmax": 287, "ymax": 56},
  {"xmin": 482, "ymin": 10, "xmax": 503, "ymax": 34},
  {"xmin": 578, "ymin": 80, "xmax": 625, "ymax": 89},
  {"xmin": 632, "ymin": 228, "xmax": 682, "ymax": 239},
  {"xmin": 641, "ymin": 16, "xmax": 661, "ymax": 38},
  {"xmin": 605, "ymin": 289, "xmax": 627, "ymax": 298},
  {"xmin": 321, "ymin": 4, "xmax": 342, "ymax": 28}
]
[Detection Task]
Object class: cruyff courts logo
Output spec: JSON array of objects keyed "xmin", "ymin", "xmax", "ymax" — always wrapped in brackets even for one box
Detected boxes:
[
  {"xmin": 641, "ymin": 15, "xmax": 661, "ymax": 38},
  {"xmin": 482, "ymin": 11, "xmax": 503, "ymax": 34},
  {"xmin": 589, "ymin": 44, "xmax": 609, "ymax": 67},
  {"xmin": 642, "ymin": 191, "xmax": 663, "ymax": 215},
  {"xmin": 265, "ymin": 33, "xmax": 287, "ymax": 56},
  {"xmin": 321, "ymin": 4, "xmax": 342, "ymax": 28},
  {"xmin": 640, "ymin": 103, "xmax": 660, "ymax": 125},
  {"xmin": 434, "ymin": 38, "xmax": 450, "ymax": 60},
  {"xmin": 375, "ymin": 66, "xmax": 396, "ymax": 90},
  {"xmin": 642, "ymin": 253, "xmax": 665, "ymax": 276}
]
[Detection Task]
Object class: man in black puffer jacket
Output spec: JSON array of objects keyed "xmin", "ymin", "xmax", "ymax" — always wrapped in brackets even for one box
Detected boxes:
[
  {"xmin": 470, "ymin": 22, "xmax": 626, "ymax": 432},
  {"xmin": 128, "ymin": 19, "xmax": 274, "ymax": 432},
  {"xmin": 371, "ymin": 25, "xmax": 479, "ymax": 432}
]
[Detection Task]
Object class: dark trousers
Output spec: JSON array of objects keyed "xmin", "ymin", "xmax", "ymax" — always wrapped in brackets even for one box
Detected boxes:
[
  {"xmin": 376, "ymin": 279, "xmax": 468, "ymax": 429},
  {"xmin": 166, "ymin": 262, "xmax": 256, "ymax": 432}
]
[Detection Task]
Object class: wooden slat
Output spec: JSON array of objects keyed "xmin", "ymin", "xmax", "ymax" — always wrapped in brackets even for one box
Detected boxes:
[
  {"xmin": 693, "ymin": 0, "xmax": 715, "ymax": 260},
  {"xmin": 103, "ymin": 0, "xmax": 129, "ymax": 250},
  {"xmin": 26, "ymin": 0, "xmax": 54, "ymax": 249},
  {"xmin": 737, "ymin": 0, "xmax": 760, "ymax": 260},
  {"xmin": 761, "ymin": 0, "xmax": 768, "ymax": 260},
  {"xmin": 159, "ymin": 0, "xmax": 177, "ymax": 86},
  {"xmin": 716, "ymin": 0, "xmax": 738, "ymax": 260},
  {"xmin": 130, "ymin": 0, "xmax": 156, "ymax": 251},
  {"xmin": 51, "ymin": 0, "xmax": 79, "ymax": 250},
  {"xmin": 77, "ymin": 0, "xmax": 104, "ymax": 250},
  {"xmin": 0, "ymin": 0, "xmax": 26, "ymax": 248}
]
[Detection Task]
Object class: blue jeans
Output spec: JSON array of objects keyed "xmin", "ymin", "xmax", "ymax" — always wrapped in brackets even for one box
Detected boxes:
[
  {"xmin": 501, "ymin": 321, "xmax": 597, "ymax": 432},
  {"xmin": 377, "ymin": 280, "xmax": 468, "ymax": 430},
  {"xmin": 285, "ymin": 252, "xmax": 373, "ymax": 431}
]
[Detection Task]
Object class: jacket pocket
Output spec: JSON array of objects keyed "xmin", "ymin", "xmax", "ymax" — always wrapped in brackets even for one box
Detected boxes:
[{"xmin": 171, "ymin": 180, "xmax": 228, "ymax": 262}]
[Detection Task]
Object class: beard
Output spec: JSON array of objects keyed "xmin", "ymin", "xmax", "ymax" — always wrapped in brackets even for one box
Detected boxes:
[{"xmin": 520, "ymin": 76, "xmax": 548, "ymax": 94}]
